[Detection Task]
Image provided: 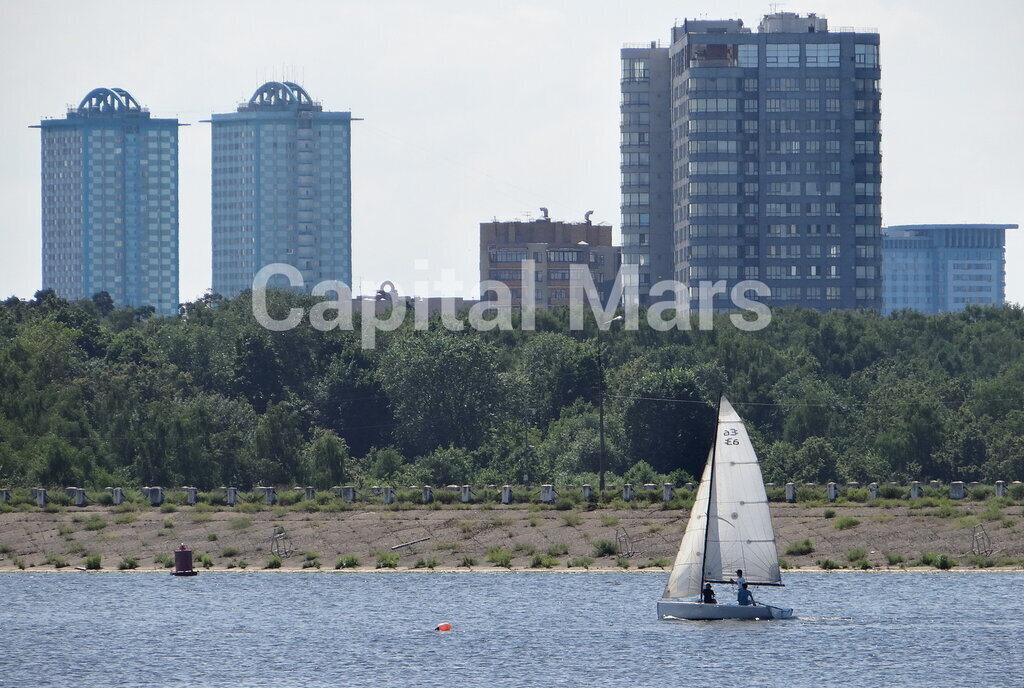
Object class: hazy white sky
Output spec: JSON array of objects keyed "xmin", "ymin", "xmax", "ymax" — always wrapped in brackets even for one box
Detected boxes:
[{"xmin": 1, "ymin": 0, "xmax": 1021, "ymax": 305}]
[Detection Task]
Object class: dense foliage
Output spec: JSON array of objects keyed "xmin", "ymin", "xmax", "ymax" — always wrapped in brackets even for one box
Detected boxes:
[{"xmin": 1, "ymin": 289, "xmax": 1022, "ymax": 489}]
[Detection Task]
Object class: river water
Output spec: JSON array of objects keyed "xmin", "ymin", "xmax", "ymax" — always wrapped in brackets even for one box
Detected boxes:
[{"xmin": 0, "ymin": 570, "xmax": 1020, "ymax": 687}]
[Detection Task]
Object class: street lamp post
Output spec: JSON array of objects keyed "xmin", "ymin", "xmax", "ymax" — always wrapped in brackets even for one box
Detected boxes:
[{"xmin": 596, "ymin": 315, "xmax": 623, "ymax": 493}]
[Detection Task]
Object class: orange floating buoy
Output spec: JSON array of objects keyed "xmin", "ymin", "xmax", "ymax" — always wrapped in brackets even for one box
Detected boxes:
[{"xmin": 435, "ymin": 622, "xmax": 452, "ymax": 631}]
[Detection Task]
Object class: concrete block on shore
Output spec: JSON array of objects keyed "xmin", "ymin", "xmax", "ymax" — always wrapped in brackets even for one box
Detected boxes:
[
  {"xmin": 304, "ymin": 487, "xmax": 315, "ymax": 501},
  {"xmin": 785, "ymin": 483, "xmax": 796, "ymax": 503},
  {"xmin": 184, "ymin": 487, "xmax": 197, "ymax": 506},
  {"xmin": 827, "ymin": 482, "xmax": 837, "ymax": 502},
  {"xmin": 422, "ymin": 486, "xmax": 433, "ymax": 504},
  {"xmin": 383, "ymin": 486, "xmax": 394, "ymax": 504},
  {"xmin": 32, "ymin": 488, "xmax": 47, "ymax": 507},
  {"xmin": 110, "ymin": 487, "xmax": 124, "ymax": 505},
  {"xmin": 0, "ymin": 489, "xmax": 9, "ymax": 503},
  {"xmin": 72, "ymin": 488, "xmax": 86, "ymax": 507},
  {"xmin": 540, "ymin": 484, "xmax": 555, "ymax": 503},
  {"xmin": 868, "ymin": 483, "xmax": 879, "ymax": 500},
  {"xmin": 223, "ymin": 487, "xmax": 237, "ymax": 506},
  {"xmin": 341, "ymin": 486, "xmax": 355, "ymax": 503},
  {"xmin": 663, "ymin": 483, "xmax": 674, "ymax": 502},
  {"xmin": 460, "ymin": 485, "xmax": 472, "ymax": 503},
  {"xmin": 996, "ymin": 481, "xmax": 1006, "ymax": 497},
  {"xmin": 258, "ymin": 486, "xmax": 275, "ymax": 505},
  {"xmin": 622, "ymin": 484, "xmax": 633, "ymax": 502},
  {"xmin": 581, "ymin": 484, "xmax": 593, "ymax": 501},
  {"xmin": 949, "ymin": 481, "xmax": 965, "ymax": 500},
  {"xmin": 910, "ymin": 481, "xmax": 922, "ymax": 499},
  {"xmin": 501, "ymin": 485, "xmax": 512, "ymax": 505},
  {"xmin": 147, "ymin": 487, "xmax": 163, "ymax": 507}
]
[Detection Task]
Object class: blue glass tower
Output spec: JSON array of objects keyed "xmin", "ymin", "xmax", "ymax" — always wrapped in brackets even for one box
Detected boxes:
[
  {"xmin": 210, "ymin": 82, "xmax": 353, "ymax": 297},
  {"xmin": 881, "ymin": 224, "xmax": 1017, "ymax": 314},
  {"xmin": 36, "ymin": 88, "xmax": 180, "ymax": 314}
]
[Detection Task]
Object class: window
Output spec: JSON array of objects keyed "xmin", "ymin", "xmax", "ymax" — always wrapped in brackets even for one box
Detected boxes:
[
  {"xmin": 621, "ymin": 152, "xmax": 650, "ymax": 166},
  {"xmin": 620, "ymin": 132, "xmax": 649, "ymax": 146},
  {"xmin": 621, "ymin": 91, "xmax": 650, "ymax": 105},
  {"xmin": 622, "ymin": 58, "xmax": 649, "ymax": 82},
  {"xmin": 688, "ymin": 140, "xmax": 738, "ymax": 154},
  {"xmin": 689, "ymin": 181, "xmax": 738, "ymax": 195},
  {"xmin": 621, "ymin": 171, "xmax": 650, "ymax": 185},
  {"xmin": 805, "ymin": 43, "xmax": 840, "ymax": 67},
  {"xmin": 766, "ymin": 99, "xmax": 800, "ymax": 112},
  {"xmin": 687, "ymin": 119, "xmax": 737, "ymax": 134},
  {"xmin": 767, "ymin": 182, "xmax": 801, "ymax": 196},
  {"xmin": 854, "ymin": 120, "xmax": 879, "ymax": 134},
  {"xmin": 689, "ymin": 98, "xmax": 738, "ymax": 113},
  {"xmin": 805, "ymin": 98, "xmax": 820, "ymax": 112},
  {"xmin": 826, "ymin": 182, "xmax": 841, "ymax": 196},
  {"xmin": 742, "ymin": 78, "xmax": 758, "ymax": 91},
  {"xmin": 744, "ymin": 99, "xmax": 759, "ymax": 113},
  {"xmin": 621, "ymin": 111, "xmax": 650, "ymax": 125},
  {"xmin": 688, "ymin": 203, "xmax": 739, "ymax": 217},
  {"xmin": 828, "ymin": 245, "xmax": 841, "ymax": 257},
  {"xmin": 547, "ymin": 249, "xmax": 585, "ymax": 263},
  {"xmin": 621, "ymin": 212, "xmax": 650, "ymax": 226},
  {"xmin": 742, "ymin": 120, "xmax": 758, "ymax": 134},
  {"xmin": 805, "ymin": 140, "xmax": 821, "ymax": 154},
  {"xmin": 805, "ymin": 78, "xmax": 820, "ymax": 90},
  {"xmin": 622, "ymin": 192, "xmax": 649, "ymax": 206},
  {"xmin": 490, "ymin": 248, "xmax": 527, "ymax": 262},
  {"xmin": 825, "ymin": 140, "xmax": 840, "ymax": 154},
  {"xmin": 852, "ymin": 140, "xmax": 875, "ymax": 155},
  {"xmin": 825, "ymin": 78, "xmax": 840, "ymax": 91},
  {"xmin": 766, "ymin": 44, "xmax": 800, "ymax": 67},
  {"xmin": 738, "ymin": 44, "xmax": 758, "ymax": 68},
  {"xmin": 688, "ymin": 161, "xmax": 739, "ymax": 175},
  {"xmin": 767, "ymin": 78, "xmax": 799, "ymax": 91},
  {"xmin": 548, "ymin": 269, "xmax": 570, "ymax": 281},
  {"xmin": 855, "ymin": 44, "xmax": 879, "ymax": 68},
  {"xmin": 825, "ymin": 99, "xmax": 840, "ymax": 112}
]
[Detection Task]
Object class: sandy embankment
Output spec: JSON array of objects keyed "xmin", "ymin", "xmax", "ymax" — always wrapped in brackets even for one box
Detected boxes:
[{"xmin": 0, "ymin": 502, "xmax": 1021, "ymax": 572}]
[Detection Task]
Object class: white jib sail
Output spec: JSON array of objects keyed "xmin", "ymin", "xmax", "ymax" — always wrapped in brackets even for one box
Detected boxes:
[{"xmin": 662, "ymin": 396, "xmax": 781, "ymax": 599}]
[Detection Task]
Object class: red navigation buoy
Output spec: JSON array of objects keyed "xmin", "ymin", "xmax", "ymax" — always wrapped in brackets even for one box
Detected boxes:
[{"xmin": 435, "ymin": 622, "xmax": 452, "ymax": 631}]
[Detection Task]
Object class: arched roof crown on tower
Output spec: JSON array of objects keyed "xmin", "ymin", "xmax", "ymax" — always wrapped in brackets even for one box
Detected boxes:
[
  {"xmin": 77, "ymin": 87, "xmax": 142, "ymax": 114},
  {"xmin": 247, "ymin": 81, "xmax": 316, "ymax": 108}
]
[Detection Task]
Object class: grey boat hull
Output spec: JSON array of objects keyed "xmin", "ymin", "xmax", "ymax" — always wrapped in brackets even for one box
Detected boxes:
[{"xmin": 658, "ymin": 599, "xmax": 793, "ymax": 620}]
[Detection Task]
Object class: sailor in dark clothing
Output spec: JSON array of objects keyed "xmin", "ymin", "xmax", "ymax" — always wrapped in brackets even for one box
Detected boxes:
[{"xmin": 701, "ymin": 582, "xmax": 717, "ymax": 604}]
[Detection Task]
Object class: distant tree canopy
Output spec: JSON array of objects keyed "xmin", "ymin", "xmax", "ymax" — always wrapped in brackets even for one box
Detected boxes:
[{"xmin": 0, "ymin": 289, "xmax": 1022, "ymax": 489}]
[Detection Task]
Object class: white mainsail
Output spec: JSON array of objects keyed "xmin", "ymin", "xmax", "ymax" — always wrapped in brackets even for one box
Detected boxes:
[{"xmin": 662, "ymin": 396, "xmax": 781, "ymax": 599}]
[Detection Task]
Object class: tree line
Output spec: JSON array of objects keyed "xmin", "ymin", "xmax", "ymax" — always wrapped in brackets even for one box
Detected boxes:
[{"xmin": 0, "ymin": 288, "xmax": 1021, "ymax": 490}]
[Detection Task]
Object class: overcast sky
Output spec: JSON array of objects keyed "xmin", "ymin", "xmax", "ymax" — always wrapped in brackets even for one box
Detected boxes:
[{"xmin": 1, "ymin": 0, "xmax": 1021, "ymax": 305}]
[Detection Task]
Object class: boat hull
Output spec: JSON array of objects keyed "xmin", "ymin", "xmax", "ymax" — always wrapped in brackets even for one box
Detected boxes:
[{"xmin": 658, "ymin": 600, "xmax": 793, "ymax": 621}]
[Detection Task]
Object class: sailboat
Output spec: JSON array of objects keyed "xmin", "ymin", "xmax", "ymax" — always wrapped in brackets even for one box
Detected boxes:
[{"xmin": 658, "ymin": 396, "xmax": 794, "ymax": 621}]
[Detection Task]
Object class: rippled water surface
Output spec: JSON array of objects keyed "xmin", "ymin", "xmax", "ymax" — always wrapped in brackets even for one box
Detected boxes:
[{"xmin": 1, "ymin": 570, "xmax": 1021, "ymax": 687}]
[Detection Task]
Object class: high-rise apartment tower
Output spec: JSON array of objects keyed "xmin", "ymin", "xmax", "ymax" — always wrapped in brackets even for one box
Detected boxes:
[
  {"xmin": 621, "ymin": 12, "xmax": 882, "ymax": 309},
  {"xmin": 210, "ymin": 82, "xmax": 353, "ymax": 297},
  {"xmin": 35, "ymin": 88, "xmax": 180, "ymax": 314}
]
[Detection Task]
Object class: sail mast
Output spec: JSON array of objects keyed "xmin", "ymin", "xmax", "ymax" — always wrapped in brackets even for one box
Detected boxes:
[{"xmin": 698, "ymin": 397, "xmax": 721, "ymax": 589}]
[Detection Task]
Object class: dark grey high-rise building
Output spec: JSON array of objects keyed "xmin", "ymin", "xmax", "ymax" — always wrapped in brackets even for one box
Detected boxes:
[
  {"xmin": 210, "ymin": 82, "xmax": 353, "ymax": 298},
  {"xmin": 621, "ymin": 12, "xmax": 882, "ymax": 310}
]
